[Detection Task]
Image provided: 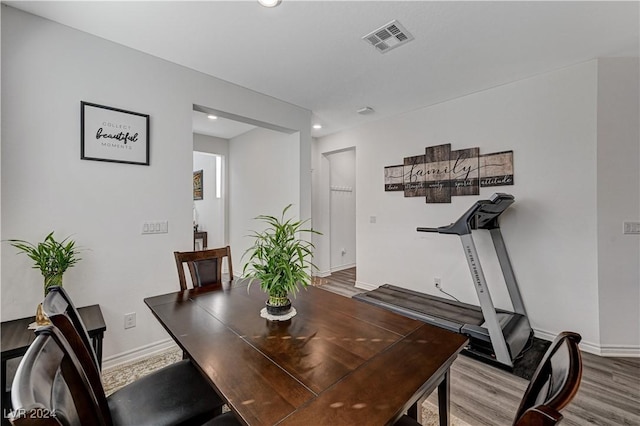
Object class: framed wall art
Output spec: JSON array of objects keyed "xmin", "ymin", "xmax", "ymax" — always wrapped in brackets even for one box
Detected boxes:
[
  {"xmin": 81, "ymin": 101, "xmax": 150, "ymax": 165},
  {"xmin": 193, "ymin": 170, "xmax": 203, "ymax": 200},
  {"xmin": 384, "ymin": 143, "xmax": 514, "ymax": 203}
]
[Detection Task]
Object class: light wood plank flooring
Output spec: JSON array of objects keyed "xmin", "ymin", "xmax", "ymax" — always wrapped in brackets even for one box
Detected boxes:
[{"xmin": 321, "ymin": 267, "xmax": 640, "ymax": 426}]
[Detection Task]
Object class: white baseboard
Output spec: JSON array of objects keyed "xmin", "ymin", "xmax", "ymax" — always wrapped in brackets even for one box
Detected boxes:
[
  {"xmin": 598, "ymin": 344, "xmax": 640, "ymax": 357},
  {"xmin": 532, "ymin": 328, "xmax": 639, "ymax": 357},
  {"xmin": 330, "ymin": 263, "xmax": 356, "ymax": 273},
  {"xmin": 315, "ymin": 264, "xmax": 356, "ymax": 277},
  {"xmin": 532, "ymin": 328, "xmax": 603, "ymax": 355},
  {"xmin": 531, "ymin": 328, "xmax": 556, "ymax": 342},
  {"xmin": 102, "ymin": 338, "xmax": 179, "ymax": 371},
  {"xmin": 355, "ymin": 280, "xmax": 379, "ymax": 291}
]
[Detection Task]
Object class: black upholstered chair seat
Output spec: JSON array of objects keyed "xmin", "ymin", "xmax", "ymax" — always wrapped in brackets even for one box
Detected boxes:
[{"xmin": 108, "ymin": 359, "xmax": 220, "ymax": 426}]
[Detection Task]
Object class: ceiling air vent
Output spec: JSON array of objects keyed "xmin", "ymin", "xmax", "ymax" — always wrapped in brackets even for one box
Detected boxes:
[{"xmin": 362, "ymin": 20, "xmax": 414, "ymax": 54}]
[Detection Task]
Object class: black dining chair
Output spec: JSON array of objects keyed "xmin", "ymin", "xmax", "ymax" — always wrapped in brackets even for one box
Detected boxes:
[
  {"xmin": 42, "ymin": 286, "xmax": 225, "ymax": 426},
  {"xmin": 395, "ymin": 331, "xmax": 583, "ymax": 426},
  {"xmin": 44, "ymin": 285, "xmax": 101, "ymax": 370},
  {"xmin": 10, "ymin": 325, "xmax": 104, "ymax": 426},
  {"xmin": 174, "ymin": 246, "xmax": 233, "ymax": 291}
]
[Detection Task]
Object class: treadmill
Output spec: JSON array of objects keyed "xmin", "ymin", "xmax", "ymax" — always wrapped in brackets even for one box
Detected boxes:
[{"xmin": 354, "ymin": 193, "xmax": 532, "ymax": 368}]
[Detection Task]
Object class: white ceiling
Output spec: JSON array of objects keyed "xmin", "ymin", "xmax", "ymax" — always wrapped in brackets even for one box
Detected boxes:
[
  {"xmin": 8, "ymin": 1, "xmax": 639, "ymax": 138},
  {"xmin": 192, "ymin": 110, "xmax": 257, "ymax": 140}
]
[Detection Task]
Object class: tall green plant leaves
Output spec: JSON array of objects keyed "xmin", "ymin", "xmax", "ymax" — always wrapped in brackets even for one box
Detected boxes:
[
  {"xmin": 242, "ymin": 205, "xmax": 320, "ymax": 298},
  {"xmin": 8, "ymin": 231, "xmax": 81, "ymax": 278}
]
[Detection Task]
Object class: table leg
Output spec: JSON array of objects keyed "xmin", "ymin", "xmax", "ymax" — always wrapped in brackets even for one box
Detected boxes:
[
  {"xmin": 437, "ymin": 370, "xmax": 450, "ymax": 426},
  {"xmin": 1, "ymin": 358, "xmax": 7, "ymax": 411},
  {"xmin": 407, "ymin": 401, "xmax": 418, "ymax": 420},
  {"xmin": 92, "ymin": 334, "xmax": 104, "ymax": 370}
]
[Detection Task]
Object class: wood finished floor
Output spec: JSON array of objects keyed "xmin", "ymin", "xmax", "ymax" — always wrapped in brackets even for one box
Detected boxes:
[{"xmin": 321, "ymin": 267, "xmax": 640, "ymax": 426}]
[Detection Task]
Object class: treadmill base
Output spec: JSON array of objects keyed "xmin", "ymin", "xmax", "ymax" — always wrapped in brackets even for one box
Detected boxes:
[{"xmin": 354, "ymin": 284, "xmax": 532, "ymax": 368}]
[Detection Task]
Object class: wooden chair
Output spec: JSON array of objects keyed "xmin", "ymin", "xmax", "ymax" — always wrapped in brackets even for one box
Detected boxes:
[
  {"xmin": 44, "ymin": 286, "xmax": 101, "ymax": 370},
  {"xmin": 174, "ymin": 246, "xmax": 233, "ymax": 291},
  {"xmin": 513, "ymin": 331, "xmax": 583, "ymax": 426},
  {"xmin": 394, "ymin": 331, "xmax": 583, "ymax": 426},
  {"xmin": 10, "ymin": 325, "xmax": 106, "ymax": 425},
  {"xmin": 42, "ymin": 286, "xmax": 225, "ymax": 426}
]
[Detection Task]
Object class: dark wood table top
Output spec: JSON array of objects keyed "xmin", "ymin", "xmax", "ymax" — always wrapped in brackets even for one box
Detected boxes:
[{"xmin": 145, "ymin": 283, "xmax": 468, "ymax": 426}]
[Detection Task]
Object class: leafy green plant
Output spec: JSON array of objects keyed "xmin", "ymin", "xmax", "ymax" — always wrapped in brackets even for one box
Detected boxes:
[
  {"xmin": 242, "ymin": 205, "xmax": 320, "ymax": 307},
  {"xmin": 8, "ymin": 231, "xmax": 82, "ymax": 294}
]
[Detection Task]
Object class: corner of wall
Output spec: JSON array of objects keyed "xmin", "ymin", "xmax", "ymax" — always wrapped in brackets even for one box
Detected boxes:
[{"xmin": 596, "ymin": 57, "xmax": 640, "ymax": 352}]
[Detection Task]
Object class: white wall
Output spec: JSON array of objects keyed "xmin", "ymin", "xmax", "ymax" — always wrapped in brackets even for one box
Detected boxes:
[
  {"xmin": 0, "ymin": 5, "xmax": 3, "ymax": 300},
  {"xmin": 327, "ymin": 149, "xmax": 356, "ymax": 272},
  {"xmin": 314, "ymin": 61, "xmax": 608, "ymax": 351},
  {"xmin": 228, "ymin": 127, "xmax": 300, "ymax": 275},
  {"xmin": 1, "ymin": 7, "xmax": 310, "ymax": 362},
  {"xmin": 596, "ymin": 58, "xmax": 640, "ymax": 354}
]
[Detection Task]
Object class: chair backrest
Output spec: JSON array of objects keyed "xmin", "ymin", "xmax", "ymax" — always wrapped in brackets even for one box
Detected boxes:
[
  {"xmin": 174, "ymin": 246, "xmax": 233, "ymax": 291},
  {"xmin": 10, "ymin": 325, "xmax": 107, "ymax": 426},
  {"xmin": 43, "ymin": 288, "xmax": 113, "ymax": 424},
  {"xmin": 513, "ymin": 331, "xmax": 583, "ymax": 426},
  {"xmin": 43, "ymin": 286, "xmax": 100, "ymax": 370}
]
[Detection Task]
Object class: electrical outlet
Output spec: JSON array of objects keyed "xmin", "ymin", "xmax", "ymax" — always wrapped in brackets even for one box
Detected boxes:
[
  {"xmin": 434, "ymin": 277, "xmax": 442, "ymax": 289},
  {"xmin": 124, "ymin": 312, "xmax": 136, "ymax": 329}
]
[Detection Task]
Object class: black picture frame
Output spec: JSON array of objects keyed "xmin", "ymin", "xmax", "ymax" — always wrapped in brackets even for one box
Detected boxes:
[{"xmin": 81, "ymin": 101, "xmax": 150, "ymax": 165}]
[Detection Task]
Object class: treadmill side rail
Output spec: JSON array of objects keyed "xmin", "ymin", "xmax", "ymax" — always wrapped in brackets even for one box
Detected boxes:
[
  {"xmin": 490, "ymin": 228, "xmax": 528, "ymax": 317},
  {"xmin": 460, "ymin": 233, "xmax": 513, "ymax": 367},
  {"xmin": 409, "ymin": 193, "xmax": 533, "ymax": 368}
]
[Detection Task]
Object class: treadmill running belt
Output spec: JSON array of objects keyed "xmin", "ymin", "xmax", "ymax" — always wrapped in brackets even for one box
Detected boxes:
[{"xmin": 355, "ymin": 284, "xmax": 485, "ymax": 326}]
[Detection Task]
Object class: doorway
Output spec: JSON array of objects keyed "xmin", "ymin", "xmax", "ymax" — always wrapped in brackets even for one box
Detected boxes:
[
  {"xmin": 193, "ymin": 151, "xmax": 224, "ymax": 250},
  {"xmin": 191, "ymin": 105, "xmax": 302, "ymax": 272},
  {"xmin": 326, "ymin": 148, "xmax": 356, "ymax": 272}
]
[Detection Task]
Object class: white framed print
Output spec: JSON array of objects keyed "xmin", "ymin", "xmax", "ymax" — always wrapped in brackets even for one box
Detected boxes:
[{"xmin": 81, "ymin": 101, "xmax": 150, "ymax": 166}]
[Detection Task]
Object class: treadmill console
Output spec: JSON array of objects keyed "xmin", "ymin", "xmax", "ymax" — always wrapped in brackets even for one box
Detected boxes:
[{"xmin": 417, "ymin": 193, "xmax": 514, "ymax": 235}]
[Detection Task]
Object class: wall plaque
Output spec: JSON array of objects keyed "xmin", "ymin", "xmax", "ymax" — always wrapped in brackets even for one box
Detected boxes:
[{"xmin": 384, "ymin": 144, "xmax": 513, "ymax": 203}]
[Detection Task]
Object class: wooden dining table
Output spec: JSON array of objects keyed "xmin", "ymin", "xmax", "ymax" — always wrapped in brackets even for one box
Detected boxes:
[{"xmin": 144, "ymin": 282, "xmax": 468, "ymax": 426}]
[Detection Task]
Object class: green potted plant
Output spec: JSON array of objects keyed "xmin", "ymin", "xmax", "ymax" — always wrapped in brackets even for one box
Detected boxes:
[
  {"xmin": 242, "ymin": 205, "xmax": 320, "ymax": 316},
  {"xmin": 9, "ymin": 231, "xmax": 82, "ymax": 295}
]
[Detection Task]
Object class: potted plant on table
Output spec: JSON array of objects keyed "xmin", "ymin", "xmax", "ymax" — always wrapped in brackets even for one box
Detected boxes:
[
  {"xmin": 8, "ymin": 231, "xmax": 82, "ymax": 324},
  {"xmin": 242, "ymin": 205, "xmax": 320, "ymax": 318}
]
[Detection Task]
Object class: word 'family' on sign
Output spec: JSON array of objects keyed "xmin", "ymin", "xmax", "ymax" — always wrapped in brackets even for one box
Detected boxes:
[{"xmin": 384, "ymin": 143, "xmax": 513, "ymax": 203}]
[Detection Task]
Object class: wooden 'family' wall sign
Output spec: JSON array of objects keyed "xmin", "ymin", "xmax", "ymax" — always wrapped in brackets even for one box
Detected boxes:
[{"xmin": 384, "ymin": 143, "xmax": 513, "ymax": 203}]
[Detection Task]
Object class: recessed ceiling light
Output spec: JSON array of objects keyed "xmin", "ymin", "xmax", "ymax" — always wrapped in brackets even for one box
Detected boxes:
[
  {"xmin": 312, "ymin": 124, "xmax": 322, "ymax": 130},
  {"xmin": 207, "ymin": 115, "xmax": 218, "ymax": 120},
  {"xmin": 258, "ymin": 0, "xmax": 281, "ymax": 7}
]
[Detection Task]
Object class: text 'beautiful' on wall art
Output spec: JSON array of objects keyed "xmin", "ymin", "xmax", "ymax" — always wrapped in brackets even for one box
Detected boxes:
[{"xmin": 384, "ymin": 143, "xmax": 513, "ymax": 203}]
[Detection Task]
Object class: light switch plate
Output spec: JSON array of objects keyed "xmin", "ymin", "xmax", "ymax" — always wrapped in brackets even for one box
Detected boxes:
[
  {"xmin": 623, "ymin": 221, "xmax": 640, "ymax": 235},
  {"xmin": 142, "ymin": 220, "xmax": 169, "ymax": 234}
]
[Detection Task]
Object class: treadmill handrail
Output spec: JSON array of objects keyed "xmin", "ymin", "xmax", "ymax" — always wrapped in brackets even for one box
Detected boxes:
[
  {"xmin": 417, "ymin": 193, "xmax": 514, "ymax": 235},
  {"xmin": 416, "ymin": 227, "xmax": 440, "ymax": 233}
]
